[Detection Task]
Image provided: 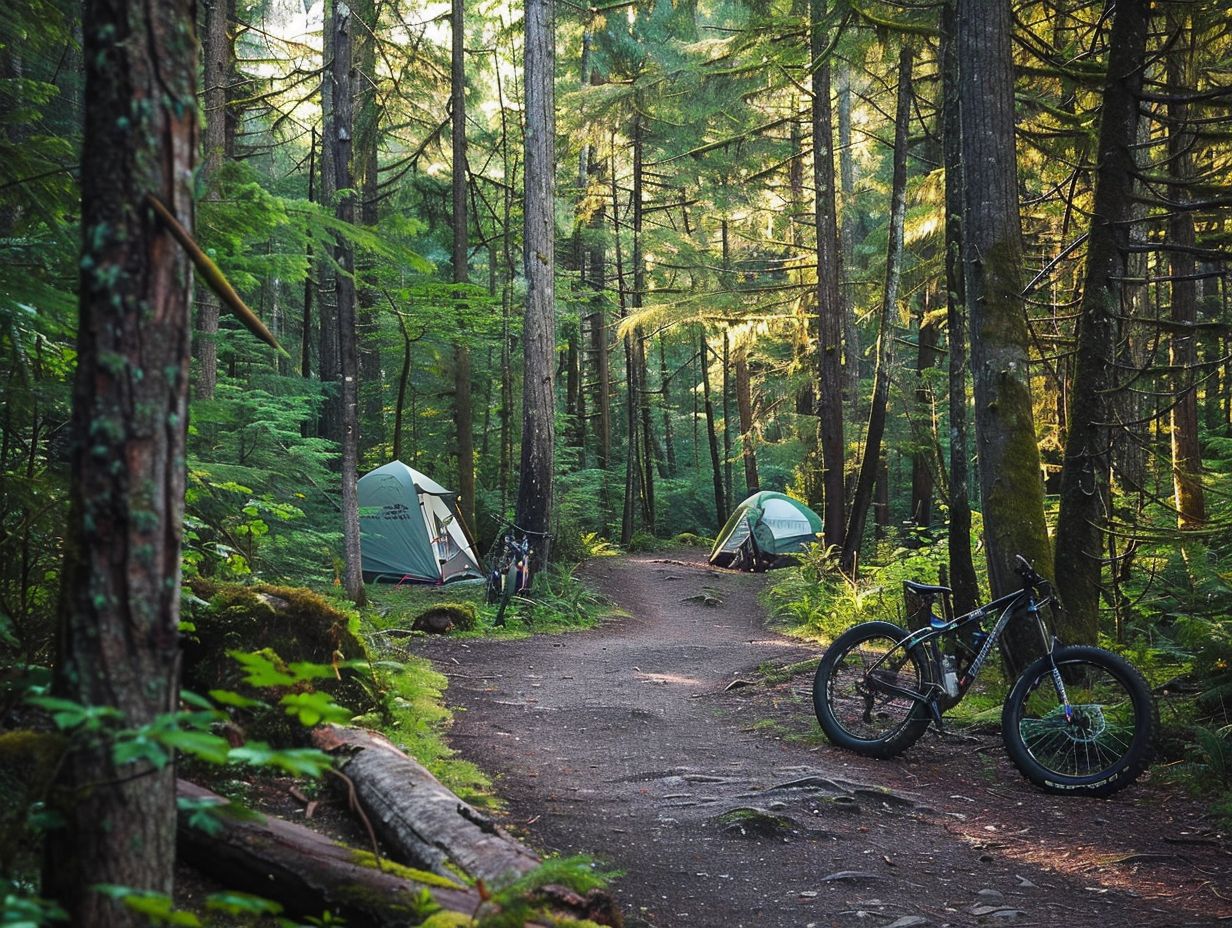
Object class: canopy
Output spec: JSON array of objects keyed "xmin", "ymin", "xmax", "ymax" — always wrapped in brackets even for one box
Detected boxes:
[
  {"xmin": 709, "ymin": 491, "xmax": 822, "ymax": 570},
  {"xmin": 358, "ymin": 462, "xmax": 482, "ymax": 583}
]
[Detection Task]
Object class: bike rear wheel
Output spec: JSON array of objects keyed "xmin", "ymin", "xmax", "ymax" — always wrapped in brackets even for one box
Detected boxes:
[
  {"xmin": 813, "ymin": 621, "xmax": 932, "ymax": 759},
  {"xmin": 1002, "ymin": 645, "xmax": 1156, "ymax": 797}
]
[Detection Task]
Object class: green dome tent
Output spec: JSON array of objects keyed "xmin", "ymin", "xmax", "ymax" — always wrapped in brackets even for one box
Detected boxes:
[
  {"xmin": 709, "ymin": 491, "xmax": 822, "ymax": 571},
  {"xmin": 358, "ymin": 462, "xmax": 483, "ymax": 584}
]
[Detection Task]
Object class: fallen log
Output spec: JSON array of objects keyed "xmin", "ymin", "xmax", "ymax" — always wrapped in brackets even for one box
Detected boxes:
[
  {"xmin": 311, "ymin": 725, "xmax": 540, "ymax": 886},
  {"xmin": 176, "ymin": 779, "xmax": 483, "ymax": 926}
]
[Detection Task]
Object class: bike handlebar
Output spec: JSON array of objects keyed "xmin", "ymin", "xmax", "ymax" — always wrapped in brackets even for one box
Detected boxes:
[{"xmin": 1013, "ymin": 555, "xmax": 1048, "ymax": 594}]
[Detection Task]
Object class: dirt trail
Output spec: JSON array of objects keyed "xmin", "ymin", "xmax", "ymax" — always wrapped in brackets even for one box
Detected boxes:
[{"xmin": 414, "ymin": 552, "xmax": 1231, "ymax": 928}]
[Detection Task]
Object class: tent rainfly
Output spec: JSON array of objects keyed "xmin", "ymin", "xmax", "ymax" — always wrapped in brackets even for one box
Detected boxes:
[
  {"xmin": 709, "ymin": 491, "xmax": 822, "ymax": 571},
  {"xmin": 358, "ymin": 462, "xmax": 483, "ymax": 584}
]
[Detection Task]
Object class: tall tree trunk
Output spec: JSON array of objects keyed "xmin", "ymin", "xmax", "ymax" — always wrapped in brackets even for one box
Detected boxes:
[
  {"xmin": 612, "ymin": 151, "xmax": 638, "ymax": 545},
  {"xmin": 659, "ymin": 337, "xmax": 677, "ymax": 477},
  {"xmin": 722, "ymin": 328, "xmax": 732, "ymax": 508},
  {"xmin": 910, "ymin": 299, "xmax": 941, "ymax": 529},
  {"xmin": 318, "ymin": 0, "xmax": 341, "ymax": 445},
  {"xmin": 1054, "ymin": 0, "xmax": 1149, "ymax": 643},
  {"xmin": 941, "ymin": 0, "xmax": 979, "ymax": 614},
  {"xmin": 452, "ymin": 0, "xmax": 475, "ymax": 526},
  {"xmin": 195, "ymin": 0, "xmax": 229, "ymax": 400},
  {"xmin": 331, "ymin": 4, "xmax": 365, "ymax": 605},
  {"xmin": 393, "ymin": 314, "xmax": 414, "ymax": 463},
  {"xmin": 588, "ymin": 156, "xmax": 611, "ymax": 473},
  {"xmin": 1167, "ymin": 11, "xmax": 1206, "ymax": 534},
  {"xmin": 840, "ymin": 46, "xmax": 912, "ymax": 576},
  {"xmin": 810, "ymin": 4, "xmax": 845, "ymax": 550},
  {"xmin": 700, "ymin": 328, "xmax": 727, "ymax": 524},
  {"xmin": 632, "ymin": 116, "xmax": 656, "ymax": 529},
  {"xmin": 736, "ymin": 342, "xmax": 759, "ymax": 494},
  {"xmin": 958, "ymin": 0, "xmax": 1053, "ymax": 673},
  {"xmin": 301, "ymin": 127, "xmax": 317, "ymax": 383},
  {"xmin": 515, "ymin": 0, "xmax": 556, "ymax": 547},
  {"xmin": 837, "ymin": 63, "xmax": 859, "ymax": 407},
  {"xmin": 356, "ymin": 0, "xmax": 383, "ymax": 455},
  {"xmin": 44, "ymin": 0, "xmax": 196, "ymax": 919}
]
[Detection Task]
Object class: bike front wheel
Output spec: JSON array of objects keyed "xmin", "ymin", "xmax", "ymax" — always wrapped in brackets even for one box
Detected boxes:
[
  {"xmin": 813, "ymin": 621, "xmax": 932, "ymax": 759},
  {"xmin": 1002, "ymin": 645, "xmax": 1156, "ymax": 797}
]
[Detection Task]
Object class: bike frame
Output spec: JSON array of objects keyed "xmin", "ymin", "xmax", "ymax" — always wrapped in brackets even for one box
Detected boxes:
[{"xmin": 862, "ymin": 583, "xmax": 1059, "ymax": 720}]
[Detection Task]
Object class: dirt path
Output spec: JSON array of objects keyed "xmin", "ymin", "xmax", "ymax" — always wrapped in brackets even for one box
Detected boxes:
[{"xmin": 414, "ymin": 553, "xmax": 1231, "ymax": 928}]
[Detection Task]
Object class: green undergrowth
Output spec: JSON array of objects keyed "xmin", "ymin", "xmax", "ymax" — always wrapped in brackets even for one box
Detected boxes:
[
  {"xmin": 349, "ymin": 646, "xmax": 490, "ymax": 804},
  {"xmin": 365, "ymin": 562, "xmax": 610, "ymax": 640}
]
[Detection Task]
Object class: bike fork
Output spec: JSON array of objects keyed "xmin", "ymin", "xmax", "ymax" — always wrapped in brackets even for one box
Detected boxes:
[{"xmin": 1047, "ymin": 652, "xmax": 1073, "ymax": 722}]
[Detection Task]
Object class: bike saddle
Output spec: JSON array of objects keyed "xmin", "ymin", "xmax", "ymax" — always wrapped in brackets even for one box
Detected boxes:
[{"xmin": 903, "ymin": 580, "xmax": 952, "ymax": 596}]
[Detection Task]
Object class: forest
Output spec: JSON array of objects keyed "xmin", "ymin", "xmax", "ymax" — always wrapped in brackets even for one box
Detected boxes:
[{"xmin": 2, "ymin": 0, "xmax": 1232, "ymax": 923}]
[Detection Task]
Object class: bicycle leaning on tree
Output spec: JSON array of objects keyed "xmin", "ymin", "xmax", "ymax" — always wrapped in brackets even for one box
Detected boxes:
[
  {"xmin": 812, "ymin": 555, "xmax": 1157, "ymax": 797},
  {"xmin": 485, "ymin": 523, "xmax": 551, "ymax": 627}
]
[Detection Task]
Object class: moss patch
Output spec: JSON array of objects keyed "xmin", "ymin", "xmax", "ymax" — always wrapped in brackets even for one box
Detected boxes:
[
  {"xmin": 183, "ymin": 580, "xmax": 374, "ymax": 744},
  {"xmin": 413, "ymin": 602, "xmax": 478, "ymax": 634}
]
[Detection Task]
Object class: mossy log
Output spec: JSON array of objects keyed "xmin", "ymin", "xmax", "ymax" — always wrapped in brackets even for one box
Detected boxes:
[
  {"xmin": 311, "ymin": 725, "xmax": 540, "ymax": 886},
  {"xmin": 176, "ymin": 779, "xmax": 488, "ymax": 925}
]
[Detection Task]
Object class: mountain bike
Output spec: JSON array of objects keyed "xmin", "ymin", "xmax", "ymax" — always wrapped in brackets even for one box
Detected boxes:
[
  {"xmin": 485, "ymin": 524, "xmax": 548, "ymax": 627},
  {"xmin": 812, "ymin": 556, "xmax": 1157, "ymax": 796}
]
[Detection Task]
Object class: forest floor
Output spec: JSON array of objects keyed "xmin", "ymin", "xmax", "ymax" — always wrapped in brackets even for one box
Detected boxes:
[{"xmin": 412, "ymin": 550, "xmax": 1232, "ymax": 928}]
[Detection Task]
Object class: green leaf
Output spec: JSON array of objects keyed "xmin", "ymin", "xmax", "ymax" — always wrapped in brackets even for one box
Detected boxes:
[
  {"xmin": 208, "ymin": 688, "xmax": 266, "ymax": 709},
  {"xmin": 93, "ymin": 887, "xmax": 202, "ymax": 926},
  {"xmin": 280, "ymin": 691, "xmax": 353, "ymax": 727},
  {"xmin": 226, "ymin": 743, "xmax": 332, "ymax": 777},
  {"xmin": 156, "ymin": 729, "xmax": 231, "ymax": 764},
  {"xmin": 177, "ymin": 796, "xmax": 227, "ymax": 837},
  {"xmin": 205, "ymin": 892, "xmax": 284, "ymax": 917},
  {"xmin": 229, "ymin": 650, "xmax": 297, "ymax": 687}
]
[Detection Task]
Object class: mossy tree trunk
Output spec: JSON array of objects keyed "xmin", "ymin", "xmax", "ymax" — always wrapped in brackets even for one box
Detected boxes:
[
  {"xmin": 1054, "ymin": 0, "xmax": 1149, "ymax": 644},
  {"xmin": 957, "ymin": 0, "xmax": 1053, "ymax": 672},
  {"xmin": 44, "ymin": 0, "xmax": 197, "ymax": 920}
]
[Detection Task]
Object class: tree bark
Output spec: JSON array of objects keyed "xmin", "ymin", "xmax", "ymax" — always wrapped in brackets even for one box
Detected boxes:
[
  {"xmin": 1053, "ymin": 0, "xmax": 1149, "ymax": 643},
  {"xmin": 194, "ymin": 0, "xmax": 229, "ymax": 400},
  {"xmin": 736, "ymin": 342, "xmax": 759, "ymax": 494},
  {"xmin": 515, "ymin": 0, "xmax": 556, "ymax": 545},
  {"xmin": 837, "ymin": 63, "xmax": 860, "ymax": 408},
  {"xmin": 958, "ymin": 0, "xmax": 1053, "ymax": 672},
  {"xmin": 910, "ymin": 301, "xmax": 941, "ymax": 529},
  {"xmin": 331, "ymin": 3, "xmax": 365, "ymax": 605},
  {"xmin": 452, "ymin": 0, "xmax": 475, "ymax": 527},
  {"xmin": 941, "ymin": 0, "xmax": 979, "ymax": 614},
  {"xmin": 176, "ymin": 781, "xmax": 487, "ymax": 925},
  {"xmin": 356, "ymin": 0, "xmax": 384, "ymax": 455},
  {"xmin": 1167, "ymin": 10, "xmax": 1206, "ymax": 534},
  {"xmin": 810, "ymin": 8, "xmax": 845, "ymax": 550},
  {"xmin": 312, "ymin": 726, "xmax": 540, "ymax": 884},
  {"xmin": 840, "ymin": 46, "xmax": 912, "ymax": 576},
  {"xmin": 44, "ymin": 0, "xmax": 197, "ymax": 920},
  {"xmin": 632, "ymin": 117, "xmax": 657, "ymax": 529},
  {"xmin": 700, "ymin": 328, "xmax": 727, "ymax": 524},
  {"xmin": 318, "ymin": 0, "xmax": 341, "ymax": 445}
]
